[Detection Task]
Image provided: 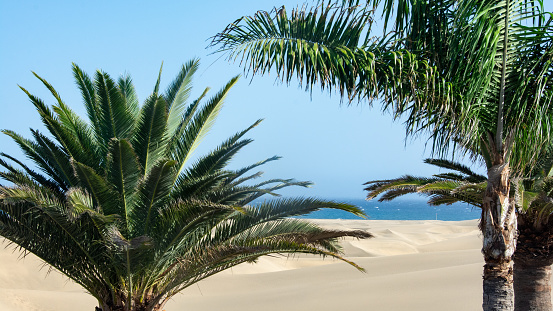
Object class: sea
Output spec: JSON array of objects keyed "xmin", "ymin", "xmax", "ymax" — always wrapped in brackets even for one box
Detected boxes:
[{"xmin": 297, "ymin": 197, "xmax": 481, "ymax": 221}]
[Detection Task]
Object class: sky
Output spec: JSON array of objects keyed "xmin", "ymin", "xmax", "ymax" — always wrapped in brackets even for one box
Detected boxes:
[{"xmin": 0, "ymin": 0, "xmax": 497, "ymax": 200}]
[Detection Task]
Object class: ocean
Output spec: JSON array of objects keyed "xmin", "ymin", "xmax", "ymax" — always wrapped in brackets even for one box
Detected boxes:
[{"xmin": 298, "ymin": 198, "xmax": 481, "ymax": 221}]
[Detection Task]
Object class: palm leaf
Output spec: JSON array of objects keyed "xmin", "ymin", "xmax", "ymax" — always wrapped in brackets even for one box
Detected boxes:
[
  {"xmin": 71, "ymin": 160, "xmax": 120, "ymax": 216},
  {"xmin": 2, "ymin": 130, "xmax": 69, "ymax": 191},
  {"xmin": 424, "ymin": 158, "xmax": 487, "ymax": 181},
  {"xmin": 135, "ymin": 159, "xmax": 176, "ymax": 236},
  {"xmin": 211, "ymin": 2, "xmax": 373, "ymax": 99},
  {"xmin": 364, "ymin": 175, "xmax": 437, "ymax": 200},
  {"xmin": 0, "ymin": 153, "xmax": 61, "ymax": 193},
  {"xmin": 106, "ymin": 139, "xmax": 141, "ymax": 234},
  {"xmin": 171, "ymin": 76, "xmax": 239, "ymax": 176},
  {"xmin": 0, "ymin": 199, "xmax": 114, "ymax": 299},
  {"xmin": 164, "ymin": 59, "xmax": 199, "ymax": 138},
  {"xmin": 29, "ymin": 130, "xmax": 77, "ymax": 188},
  {"xmin": 94, "ymin": 70, "xmax": 135, "ymax": 146},
  {"xmin": 117, "ymin": 74, "xmax": 140, "ymax": 121},
  {"xmin": 18, "ymin": 85, "xmax": 91, "ymax": 167},
  {"xmin": 133, "ymin": 95, "xmax": 168, "ymax": 174},
  {"xmin": 248, "ymin": 197, "xmax": 365, "ymax": 219},
  {"xmin": 72, "ymin": 64, "xmax": 100, "ymax": 137},
  {"xmin": 53, "ymin": 101, "xmax": 100, "ymax": 168}
]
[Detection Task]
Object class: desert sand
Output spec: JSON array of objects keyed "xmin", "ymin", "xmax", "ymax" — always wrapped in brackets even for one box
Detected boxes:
[{"xmin": 0, "ymin": 219, "xmax": 484, "ymax": 311}]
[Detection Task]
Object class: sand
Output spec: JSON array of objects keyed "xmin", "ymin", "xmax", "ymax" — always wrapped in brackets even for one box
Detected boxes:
[{"xmin": 0, "ymin": 219, "xmax": 484, "ymax": 311}]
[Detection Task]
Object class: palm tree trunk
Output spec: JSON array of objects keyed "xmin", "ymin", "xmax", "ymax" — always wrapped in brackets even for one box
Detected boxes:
[
  {"xmin": 482, "ymin": 161, "xmax": 517, "ymax": 311},
  {"xmin": 95, "ymin": 297, "xmax": 167, "ymax": 311},
  {"xmin": 95, "ymin": 305, "xmax": 164, "ymax": 311},
  {"xmin": 514, "ymin": 215, "xmax": 553, "ymax": 311},
  {"xmin": 514, "ymin": 261, "xmax": 552, "ymax": 311},
  {"xmin": 484, "ymin": 1, "xmax": 515, "ymax": 306}
]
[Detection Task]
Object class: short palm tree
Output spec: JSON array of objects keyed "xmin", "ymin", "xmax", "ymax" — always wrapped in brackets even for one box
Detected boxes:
[
  {"xmin": 0, "ymin": 60, "xmax": 371, "ymax": 311},
  {"xmin": 365, "ymin": 155, "xmax": 553, "ymax": 311},
  {"xmin": 212, "ymin": 1, "xmax": 553, "ymax": 309}
]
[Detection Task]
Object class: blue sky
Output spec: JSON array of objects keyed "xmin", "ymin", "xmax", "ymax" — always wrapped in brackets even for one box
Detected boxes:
[{"xmin": 0, "ymin": 1, "xmax": 502, "ymax": 199}]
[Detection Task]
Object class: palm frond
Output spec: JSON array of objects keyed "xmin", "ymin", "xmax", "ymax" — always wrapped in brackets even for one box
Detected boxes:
[
  {"xmin": 30, "ymin": 130, "xmax": 77, "ymax": 188},
  {"xmin": 249, "ymin": 197, "xmax": 365, "ymax": 219},
  {"xmin": 117, "ymin": 74, "xmax": 140, "ymax": 120},
  {"xmin": 106, "ymin": 139, "xmax": 141, "ymax": 234},
  {"xmin": 2, "ymin": 130, "xmax": 69, "ymax": 191},
  {"xmin": 72, "ymin": 64, "xmax": 101, "ymax": 139},
  {"xmin": 165, "ymin": 87, "xmax": 210, "ymax": 159},
  {"xmin": 364, "ymin": 175, "xmax": 437, "ymax": 200},
  {"xmin": 164, "ymin": 59, "xmax": 199, "ymax": 138},
  {"xmin": 135, "ymin": 160, "xmax": 176, "ymax": 236},
  {"xmin": 171, "ymin": 76, "xmax": 239, "ymax": 176},
  {"xmin": 0, "ymin": 153, "xmax": 61, "ymax": 193},
  {"xmin": 0, "ymin": 199, "xmax": 114, "ymax": 298},
  {"xmin": 53, "ymin": 101, "xmax": 100, "ymax": 168},
  {"xmin": 380, "ymin": 0, "xmax": 553, "ymax": 170},
  {"xmin": 132, "ymin": 95, "xmax": 168, "ymax": 174},
  {"xmin": 211, "ymin": 2, "xmax": 374, "ymax": 99},
  {"xmin": 366, "ymin": 158, "xmax": 487, "ymax": 208},
  {"xmin": 424, "ymin": 158, "xmax": 487, "ymax": 181},
  {"xmin": 94, "ymin": 70, "xmax": 135, "ymax": 146},
  {"xmin": 236, "ymin": 179, "xmax": 313, "ymax": 205},
  {"xmin": 71, "ymin": 160, "xmax": 120, "ymax": 216}
]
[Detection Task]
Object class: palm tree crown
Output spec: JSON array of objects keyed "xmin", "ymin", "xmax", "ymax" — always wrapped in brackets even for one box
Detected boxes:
[
  {"xmin": 0, "ymin": 60, "xmax": 371, "ymax": 311},
  {"xmin": 365, "ymin": 0, "xmax": 553, "ymax": 169}
]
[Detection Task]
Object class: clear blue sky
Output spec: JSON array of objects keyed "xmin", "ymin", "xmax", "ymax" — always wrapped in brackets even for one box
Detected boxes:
[{"xmin": 0, "ymin": 1, "xmax": 508, "ymax": 199}]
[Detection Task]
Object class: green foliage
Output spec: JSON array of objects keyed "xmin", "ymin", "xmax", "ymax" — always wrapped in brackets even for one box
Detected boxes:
[
  {"xmin": 365, "ymin": 158, "xmax": 487, "ymax": 207},
  {"xmin": 0, "ymin": 60, "xmax": 371, "ymax": 310},
  {"xmin": 212, "ymin": 0, "xmax": 553, "ymax": 173},
  {"xmin": 366, "ymin": 0, "xmax": 553, "ymax": 172},
  {"xmin": 366, "ymin": 154, "xmax": 553, "ymax": 229},
  {"xmin": 210, "ymin": 1, "xmax": 437, "ymax": 105}
]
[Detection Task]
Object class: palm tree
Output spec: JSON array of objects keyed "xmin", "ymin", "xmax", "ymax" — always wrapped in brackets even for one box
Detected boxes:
[
  {"xmin": 211, "ymin": 1, "xmax": 553, "ymax": 309},
  {"xmin": 364, "ymin": 1, "xmax": 553, "ymax": 309},
  {"xmin": 365, "ymin": 155, "xmax": 553, "ymax": 311},
  {"xmin": 0, "ymin": 60, "xmax": 372, "ymax": 311}
]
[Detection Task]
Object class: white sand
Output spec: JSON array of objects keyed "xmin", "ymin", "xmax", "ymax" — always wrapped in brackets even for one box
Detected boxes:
[{"xmin": 0, "ymin": 219, "xmax": 484, "ymax": 311}]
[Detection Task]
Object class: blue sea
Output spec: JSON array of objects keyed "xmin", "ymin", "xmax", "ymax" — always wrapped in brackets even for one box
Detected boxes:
[{"xmin": 298, "ymin": 198, "xmax": 481, "ymax": 221}]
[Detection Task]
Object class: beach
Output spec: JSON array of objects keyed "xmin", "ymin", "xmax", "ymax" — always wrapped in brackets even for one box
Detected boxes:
[{"xmin": 0, "ymin": 219, "xmax": 483, "ymax": 311}]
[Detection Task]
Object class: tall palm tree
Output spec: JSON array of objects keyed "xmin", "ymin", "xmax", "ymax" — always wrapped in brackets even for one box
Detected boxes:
[
  {"xmin": 365, "ymin": 155, "xmax": 553, "ymax": 311},
  {"xmin": 211, "ymin": 1, "xmax": 553, "ymax": 309},
  {"xmin": 0, "ymin": 60, "xmax": 372, "ymax": 311},
  {"xmin": 363, "ymin": 1, "xmax": 553, "ymax": 309}
]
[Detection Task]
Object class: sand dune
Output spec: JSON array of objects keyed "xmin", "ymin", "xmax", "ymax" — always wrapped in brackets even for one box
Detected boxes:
[{"xmin": 0, "ymin": 219, "xmax": 484, "ymax": 311}]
